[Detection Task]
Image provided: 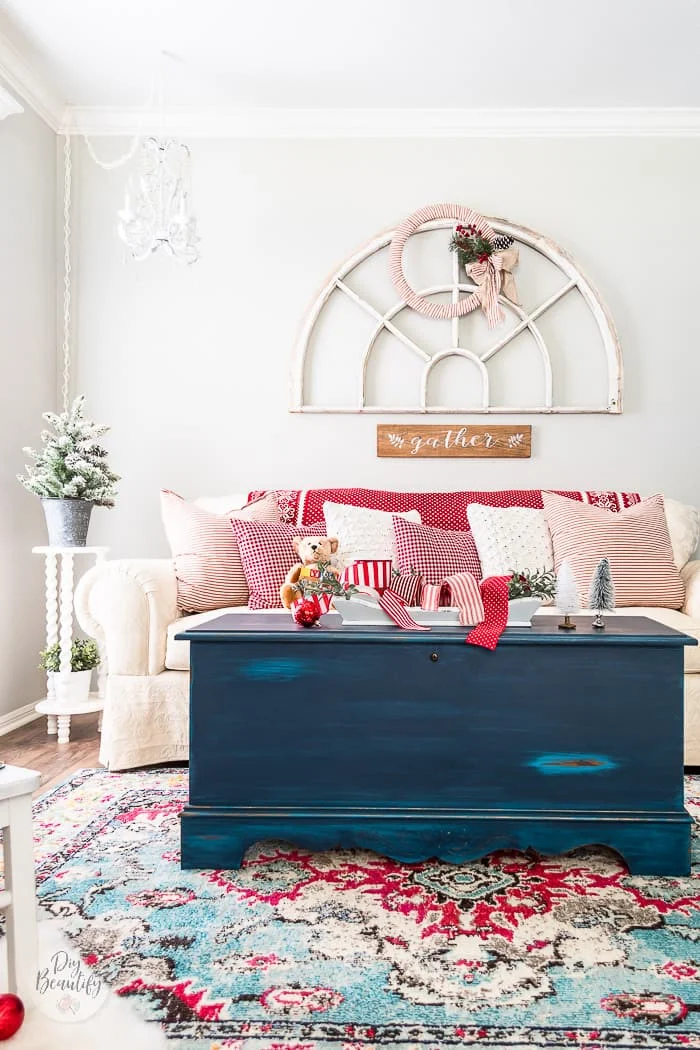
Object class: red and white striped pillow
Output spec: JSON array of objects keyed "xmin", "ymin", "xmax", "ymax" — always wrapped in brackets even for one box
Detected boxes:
[
  {"xmin": 542, "ymin": 491, "xmax": 685, "ymax": 609},
  {"xmin": 160, "ymin": 490, "xmax": 281, "ymax": 613},
  {"xmin": 231, "ymin": 520, "xmax": 327, "ymax": 610},
  {"xmin": 392, "ymin": 516, "xmax": 482, "ymax": 586}
]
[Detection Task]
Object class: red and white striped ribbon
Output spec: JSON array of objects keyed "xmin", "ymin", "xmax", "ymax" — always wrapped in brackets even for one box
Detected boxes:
[
  {"xmin": 420, "ymin": 573, "xmax": 484, "ymax": 625},
  {"xmin": 442, "ymin": 572, "xmax": 485, "ymax": 625},
  {"xmin": 342, "ymin": 559, "xmax": 393, "ymax": 593},
  {"xmin": 421, "ymin": 583, "xmax": 442, "ymax": 612},
  {"xmin": 378, "ymin": 588, "xmax": 431, "ymax": 631},
  {"xmin": 378, "ymin": 573, "xmax": 512, "ymax": 649},
  {"xmin": 465, "ymin": 255, "xmax": 505, "ymax": 328}
]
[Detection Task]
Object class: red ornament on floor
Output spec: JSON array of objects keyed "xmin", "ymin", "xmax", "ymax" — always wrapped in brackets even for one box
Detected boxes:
[
  {"xmin": 0, "ymin": 995, "xmax": 24, "ymax": 1040},
  {"xmin": 292, "ymin": 597, "xmax": 322, "ymax": 627}
]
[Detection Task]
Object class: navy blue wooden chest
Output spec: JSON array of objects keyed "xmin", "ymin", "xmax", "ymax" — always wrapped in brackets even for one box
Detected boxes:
[{"xmin": 177, "ymin": 614, "xmax": 696, "ymax": 875}]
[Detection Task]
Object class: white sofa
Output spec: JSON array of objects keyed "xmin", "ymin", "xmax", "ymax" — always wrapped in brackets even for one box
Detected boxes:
[{"xmin": 75, "ymin": 496, "xmax": 700, "ymax": 771}]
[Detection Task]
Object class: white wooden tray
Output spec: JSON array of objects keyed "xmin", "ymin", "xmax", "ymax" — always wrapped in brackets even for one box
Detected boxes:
[{"xmin": 331, "ymin": 593, "xmax": 542, "ymax": 627}]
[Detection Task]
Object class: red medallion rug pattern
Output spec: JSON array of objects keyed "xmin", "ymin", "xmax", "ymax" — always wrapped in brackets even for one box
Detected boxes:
[{"xmin": 22, "ymin": 770, "xmax": 700, "ymax": 1048}]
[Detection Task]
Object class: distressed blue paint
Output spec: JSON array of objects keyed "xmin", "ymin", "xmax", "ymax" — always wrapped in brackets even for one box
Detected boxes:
[
  {"xmin": 528, "ymin": 753, "xmax": 618, "ymax": 775},
  {"xmin": 239, "ymin": 657, "xmax": 313, "ymax": 681},
  {"xmin": 179, "ymin": 614, "xmax": 696, "ymax": 876}
]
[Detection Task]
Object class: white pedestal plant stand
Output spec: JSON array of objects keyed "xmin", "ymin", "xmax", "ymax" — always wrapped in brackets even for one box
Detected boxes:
[
  {"xmin": 34, "ymin": 697, "xmax": 103, "ymax": 745},
  {"xmin": 0, "ymin": 765, "xmax": 41, "ymax": 998},
  {"xmin": 33, "ymin": 546, "xmax": 107, "ymax": 742}
]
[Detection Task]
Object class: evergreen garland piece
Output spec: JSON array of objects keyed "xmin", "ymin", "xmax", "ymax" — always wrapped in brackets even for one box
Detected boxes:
[
  {"xmin": 589, "ymin": 557, "xmax": 615, "ymax": 628},
  {"xmin": 449, "ymin": 223, "xmax": 494, "ymax": 266},
  {"xmin": 17, "ymin": 396, "xmax": 120, "ymax": 506},
  {"xmin": 298, "ymin": 563, "xmax": 358, "ymax": 602},
  {"xmin": 507, "ymin": 567, "xmax": 556, "ymax": 601}
]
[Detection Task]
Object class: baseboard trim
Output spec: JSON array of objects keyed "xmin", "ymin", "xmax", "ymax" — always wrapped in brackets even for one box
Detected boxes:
[{"xmin": 0, "ymin": 701, "xmax": 42, "ymax": 737}]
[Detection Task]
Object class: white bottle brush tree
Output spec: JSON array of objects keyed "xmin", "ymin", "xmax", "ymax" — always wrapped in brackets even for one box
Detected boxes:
[
  {"xmin": 589, "ymin": 557, "xmax": 616, "ymax": 629},
  {"xmin": 17, "ymin": 396, "xmax": 119, "ymax": 505},
  {"xmin": 555, "ymin": 559, "xmax": 580, "ymax": 630}
]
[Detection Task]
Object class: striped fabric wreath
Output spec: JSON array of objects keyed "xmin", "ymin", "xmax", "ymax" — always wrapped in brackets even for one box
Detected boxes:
[{"xmin": 388, "ymin": 202, "xmax": 520, "ymax": 328}]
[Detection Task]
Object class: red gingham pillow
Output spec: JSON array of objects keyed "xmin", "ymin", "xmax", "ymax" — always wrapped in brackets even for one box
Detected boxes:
[
  {"xmin": 231, "ymin": 519, "xmax": 327, "ymax": 610},
  {"xmin": 393, "ymin": 516, "xmax": 482, "ymax": 585}
]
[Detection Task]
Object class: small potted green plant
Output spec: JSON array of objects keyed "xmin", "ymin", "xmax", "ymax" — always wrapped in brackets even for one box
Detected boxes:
[
  {"xmin": 39, "ymin": 639, "xmax": 100, "ymax": 705},
  {"xmin": 18, "ymin": 395, "xmax": 119, "ymax": 547},
  {"xmin": 507, "ymin": 568, "xmax": 556, "ymax": 626}
]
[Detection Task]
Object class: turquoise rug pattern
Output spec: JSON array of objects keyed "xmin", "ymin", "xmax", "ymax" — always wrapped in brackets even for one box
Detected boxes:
[{"xmin": 29, "ymin": 769, "xmax": 700, "ymax": 1048}]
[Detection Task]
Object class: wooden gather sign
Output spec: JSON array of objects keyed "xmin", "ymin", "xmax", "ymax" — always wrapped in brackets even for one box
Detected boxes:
[{"xmin": 377, "ymin": 424, "xmax": 532, "ymax": 459}]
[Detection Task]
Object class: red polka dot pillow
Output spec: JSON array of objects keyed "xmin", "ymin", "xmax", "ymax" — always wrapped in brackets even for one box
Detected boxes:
[
  {"xmin": 542, "ymin": 491, "xmax": 685, "ymax": 609},
  {"xmin": 231, "ymin": 519, "xmax": 328, "ymax": 609},
  {"xmin": 392, "ymin": 516, "xmax": 482, "ymax": 585},
  {"xmin": 295, "ymin": 487, "xmax": 641, "ymax": 529}
]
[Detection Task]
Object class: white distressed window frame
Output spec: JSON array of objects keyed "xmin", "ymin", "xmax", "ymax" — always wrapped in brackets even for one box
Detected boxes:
[{"xmin": 290, "ymin": 216, "xmax": 623, "ymax": 415}]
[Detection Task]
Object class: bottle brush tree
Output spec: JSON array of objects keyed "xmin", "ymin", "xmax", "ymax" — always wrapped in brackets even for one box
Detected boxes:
[
  {"xmin": 555, "ymin": 559, "xmax": 580, "ymax": 630},
  {"xmin": 589, "ymin": 557, "xmax": 616, "ymax": 628},
  {"xmin": 17, "ymin": 395, "xmax": 119, "ymax": 505}
]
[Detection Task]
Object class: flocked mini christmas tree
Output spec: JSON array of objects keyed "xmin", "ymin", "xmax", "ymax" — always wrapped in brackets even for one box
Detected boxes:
[
  {"xmin": 588, "ymin": 557, "xmax": 616, "ymax": 629},
  {"xmin": 555, "ymin": 559, "xmax": 580, "ymax": 630},
  {"xmin": 17, "ymin": 395, "xmax": 119, "ymax": 505}
]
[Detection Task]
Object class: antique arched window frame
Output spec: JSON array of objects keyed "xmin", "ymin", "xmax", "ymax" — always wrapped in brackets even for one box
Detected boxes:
[{"xmin": 291, "ymin": 214, "xmax": 623, "ymax": 415}]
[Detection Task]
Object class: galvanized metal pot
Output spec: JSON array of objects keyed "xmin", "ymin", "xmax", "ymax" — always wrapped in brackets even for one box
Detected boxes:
[{"xmin": 41, "ymin": 498, "xmax": 94, "ymax": 547}]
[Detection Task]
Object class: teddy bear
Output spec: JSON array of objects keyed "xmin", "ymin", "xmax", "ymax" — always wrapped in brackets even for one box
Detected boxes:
[{"xmin": 280, "ymin": 536, "xmax": 340, "ymax": 609}]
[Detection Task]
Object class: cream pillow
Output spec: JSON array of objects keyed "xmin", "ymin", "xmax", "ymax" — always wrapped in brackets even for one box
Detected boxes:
[
  {"xmin": 467, "ymin": 504, "xmax": 554, "ymax": 578},
  {"xmin": 322, "ymin": 501, "xmax": 421, "ymax": 570},
  {"xmin": 663, "ymin": 496, "xmax": 700, "ymax": 569}
]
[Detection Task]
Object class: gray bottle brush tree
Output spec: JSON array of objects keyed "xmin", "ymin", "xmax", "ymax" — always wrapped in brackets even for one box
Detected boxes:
[
  {"xmin": 589, "ymin": 557, "xmax": 616, "ymax": 628},
  {"xmin": 17, "ymin": 396, "xmax": 120, "ymax": 505}
]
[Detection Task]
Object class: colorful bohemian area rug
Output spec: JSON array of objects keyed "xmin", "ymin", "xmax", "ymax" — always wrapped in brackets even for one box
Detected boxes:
[{"xmin": 29, "ymin": 769, "xmax": 700, "ymax": 1049}]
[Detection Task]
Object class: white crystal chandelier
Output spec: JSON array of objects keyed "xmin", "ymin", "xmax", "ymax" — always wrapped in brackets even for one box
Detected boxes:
[{"xmin": 118, "ymin": 136, "xmax": 200, "ymax": 264}]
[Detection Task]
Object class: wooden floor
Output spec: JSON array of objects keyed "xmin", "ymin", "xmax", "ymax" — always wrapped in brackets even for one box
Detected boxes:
[{"xmin": 1, "ymin": 713, "xmax": 102, "ymax": 796}]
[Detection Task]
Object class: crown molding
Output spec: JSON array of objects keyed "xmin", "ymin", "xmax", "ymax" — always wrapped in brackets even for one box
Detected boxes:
[
  {"xmin": 0, "ymin": 29, "xmax": 61, "ymax": 129},
  {"xmin": 0, "ymin": 82, "xmax": 22, "ymax": 120},
  {"xmin": 60, "ymin": 105, "xmax": 700, "ymax": 139}
]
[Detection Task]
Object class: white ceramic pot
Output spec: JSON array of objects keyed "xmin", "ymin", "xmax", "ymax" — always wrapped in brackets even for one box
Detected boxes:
[{"xmin": 54, "ymin": 669, "xmax": 92, "ymax": 707}]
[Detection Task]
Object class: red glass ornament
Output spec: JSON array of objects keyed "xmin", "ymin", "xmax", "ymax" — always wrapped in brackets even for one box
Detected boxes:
[
  {"xmin": 0, "ymin": 995, "xmax": 24, "ymax": 1040},
  {"xmin": 292, "ymin": 597, "xmax": 321, "ymax": 627}
]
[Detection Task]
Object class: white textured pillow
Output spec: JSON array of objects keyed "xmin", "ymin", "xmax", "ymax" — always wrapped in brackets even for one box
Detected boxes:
[
  {"xmin": 322, "ymin": 501, "xmax": 421, "ymax": 569},
  {"xmin": 663, "ymin": 497, "xmax": 700, "ymax": 569},
  {"xmin": 467, "ymin": 504, "xmax": 554, "ymax": 578}
]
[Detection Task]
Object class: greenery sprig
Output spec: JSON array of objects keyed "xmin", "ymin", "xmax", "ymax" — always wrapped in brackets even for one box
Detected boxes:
[
  {"xmin": 449, "ymin": 223, "xmax": 495, "ymax": 267},
  {"xmin": 40, "ymin": 639, "xmax": 100, "ymax": 672},
  {"xmin": 507, "ymin": 568, "xmax": 556, "ymax": 601},
  {"xmin": 298, "ymin": 563, "xmax": 359, "ymax": 602}
]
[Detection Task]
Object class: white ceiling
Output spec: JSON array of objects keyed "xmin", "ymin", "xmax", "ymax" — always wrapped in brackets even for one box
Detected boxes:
[{"xmin": 1, "ymin": 0, "xmax": 699, "ymax": 111}]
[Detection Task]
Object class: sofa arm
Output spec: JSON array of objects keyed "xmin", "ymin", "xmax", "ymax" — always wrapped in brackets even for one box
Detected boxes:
[
  {"xmin": 682, "ymin": 560, "xmax": 700, "ymax": 619},
  {"xmin": 75, "ymin": 559, "xmax": 178, "ymax": 676}
]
